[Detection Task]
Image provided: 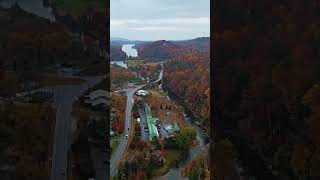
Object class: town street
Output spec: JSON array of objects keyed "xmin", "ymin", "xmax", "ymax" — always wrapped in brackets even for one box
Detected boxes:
[
  {"xmin": 50, "ymin": 75, "xmax": 104, "ymax": 180},
  {"xmin": 110, "ymin": 85, "xmax": 142, "ymax": 177}
]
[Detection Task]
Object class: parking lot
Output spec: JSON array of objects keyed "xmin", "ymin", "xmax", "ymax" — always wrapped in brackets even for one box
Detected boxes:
[{"xmin": 138, "ymin": 107, "xmax": 149, "ymax": 141}]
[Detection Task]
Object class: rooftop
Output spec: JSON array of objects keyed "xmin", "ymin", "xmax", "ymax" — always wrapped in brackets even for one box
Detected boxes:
[
  {"xmin": 86, "ymin": 89, "xmax": 109, "ymax": 100},
  {"xmin": 91, "ymin": 98, "xmax": 109, "ymax": 107},
  {"xmin": 164, "ymin": 122, "xmax": 180, "ymax": 133},
  {"xmin": 145, "ymin": 104, "xmax": 159, "ymax": 140},
  {"xmin": 151, "ymin": 150, "xmax": 162, "ymax": 158},
  {"xmin": 136, "ymin": 89, "xmax": 149, "ymax": 96}
]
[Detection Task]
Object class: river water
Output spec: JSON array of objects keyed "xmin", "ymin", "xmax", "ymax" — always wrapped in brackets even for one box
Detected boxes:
[
  {"xmin": 122, "ymin": 44, "xmax": 138, "ymax": 57},
  {"xmin": 110, "ymin": 44, "xmax": 139, "ymax": 69},
  {"xmin": 110, "ymin": 61, "xmax": 128, "ymax": 69}
]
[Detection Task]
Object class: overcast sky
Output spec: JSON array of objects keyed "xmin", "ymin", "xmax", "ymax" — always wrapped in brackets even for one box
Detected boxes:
[{"xmin": 111, "ymin": 0, "xmax": 210, "ymax": 41}]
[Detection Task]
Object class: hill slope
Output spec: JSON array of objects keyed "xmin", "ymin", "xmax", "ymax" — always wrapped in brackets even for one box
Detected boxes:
[{"xmin": 136, "ymin": 37, "xmax": 209, "ymax": 61}]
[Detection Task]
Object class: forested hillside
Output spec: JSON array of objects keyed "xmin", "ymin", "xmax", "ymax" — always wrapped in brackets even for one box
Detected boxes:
[
  {"xmin": 111, "ymin": 64, "xmax": 136, "ymax": 90},
  {"xmin": 163, "ymin": 43, "xmax": 210, "ymax": 130},
  {"xmin": 213, "ymin": 0, "xmax": 320, "ymax": 179},
  {"xmin": 136, "ymin": 37, "xmax": 209, "ymax": 61},
  {"xmin": 135, "ymin": 40, "xmax": 180, "ymax": 61},
  {"xmin": 0, "ymin": 103, "xmax": 55, "ymax": 180},
  {"xmin": 110, "ymin": 44, "xmax": 127, "ymax": 61},
  {"xmin": 172, "ymin": 37, "xmax": 210, "ymax": 53},
  {"xmin": 0, "ymin": 5, "xmax": 71, "ymax": 71}
]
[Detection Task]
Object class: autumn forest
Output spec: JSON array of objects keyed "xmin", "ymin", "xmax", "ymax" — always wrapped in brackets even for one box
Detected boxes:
[{"xmin": 213, "ymin": 0, "xmax": 320, "ymax": 179}]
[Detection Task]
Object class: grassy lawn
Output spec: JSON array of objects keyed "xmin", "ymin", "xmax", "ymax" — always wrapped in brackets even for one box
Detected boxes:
[
  {"xmin": 128, "ymin": 59, "xmax": 144, "ymax": 67},
  {"xmin": 40, "ymin": 76, "xmax": 85, "ymax": 86},
  {"xmin": 52, "ymin": 0, "xmax": 105, "ymax": 16}
]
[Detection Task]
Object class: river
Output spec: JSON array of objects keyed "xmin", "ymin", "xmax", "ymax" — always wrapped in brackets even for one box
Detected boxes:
[
  {"xmin": 110, "ymin": 44, "xmax": 139, "ymax": 69},
  {"xmin": 122, "ymin": 44, "xmax": 138, "ymax": 57},
  {"xmin": 110, "ymin": 61, "xmax": 127, "ymax": 69}
]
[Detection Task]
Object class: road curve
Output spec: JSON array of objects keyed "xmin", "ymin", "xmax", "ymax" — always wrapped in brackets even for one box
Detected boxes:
[{"xmin": 50, "ymin": 76, "xmax": 104, "ymax": 180}]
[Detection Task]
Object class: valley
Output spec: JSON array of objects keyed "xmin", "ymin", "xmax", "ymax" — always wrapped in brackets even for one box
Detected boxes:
[{"xmin": 110, "ymin": 37, "xmax": 210, "ymax": 180}]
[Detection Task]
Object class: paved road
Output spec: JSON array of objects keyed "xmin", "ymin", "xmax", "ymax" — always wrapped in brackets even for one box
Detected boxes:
[
  {"xmin": 110, "ymin": 64, "xmax": 164, "ymax": 177},
  {"xmin": 50, "ymin": 75, "xmax": 104, "ymax": 180},
  {"xmin": 110, "ymin": 85, "xmax": 142, "ymax": 177}
]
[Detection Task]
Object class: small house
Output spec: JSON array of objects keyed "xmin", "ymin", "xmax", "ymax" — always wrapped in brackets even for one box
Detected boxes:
[{"xmin": 151, "ymin": 150, "xmax": 164, "ymax": 166}]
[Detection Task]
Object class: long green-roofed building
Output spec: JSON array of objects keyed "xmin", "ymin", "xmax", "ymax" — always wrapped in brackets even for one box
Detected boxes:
[{"xmin": 145, "ymin": 104, "xmax": 159, "ymax": 140}]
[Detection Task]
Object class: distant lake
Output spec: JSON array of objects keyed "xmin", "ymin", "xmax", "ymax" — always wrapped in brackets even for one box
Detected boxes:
[
  {"xmin": 0, "ymin": 0, "xmax": 55, "ymax": 21},
  {"xmin": 122, "ymin": 44, "xmax": 138, "ymax": 57},
  {"xmin": 110, "ymin": 44, "xmax": 138, "ymax": 69}
]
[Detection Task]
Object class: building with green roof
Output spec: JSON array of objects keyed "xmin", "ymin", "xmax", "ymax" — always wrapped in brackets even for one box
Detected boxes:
[
  {"xmin": 172, "ymin": 122, "xmax": 180, "ymax": 132},
  {"xmin": 145, "ymin": 104, "xmax": 159, "ymax": 140},
  {"xmin": 164, "ymin": 122, "xmax": 180, "ymax": 133}
]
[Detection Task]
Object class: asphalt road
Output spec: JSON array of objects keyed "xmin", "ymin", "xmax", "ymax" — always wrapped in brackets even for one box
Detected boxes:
[
  {"xmin": 50, "ymin": 75, "xmax": 104, "ymax": 180},
  {"xmin": 110, "ymin": 86, "xmax": 142, "ymax": 177}
]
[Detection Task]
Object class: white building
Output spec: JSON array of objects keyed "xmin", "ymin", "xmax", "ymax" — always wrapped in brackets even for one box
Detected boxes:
[{"xmin": 136, "ymin": 89, "xmax": 149, "ymax": 96}]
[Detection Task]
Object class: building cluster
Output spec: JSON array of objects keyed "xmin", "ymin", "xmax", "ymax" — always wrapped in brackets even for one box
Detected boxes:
[
  {"xmin": 138, "ymin": 103, "xmax": 180, "ymax": 141},
  {"xmin": 134, "ymin": 102, "xmax": 180, "ymax": 167},
  {"xmin": 15, "ymin": 88, "xmax": 53, "ymax": 103},
  {"xmin": 84, "ymin": 89, "xmax": 109, "ymax": 111}
]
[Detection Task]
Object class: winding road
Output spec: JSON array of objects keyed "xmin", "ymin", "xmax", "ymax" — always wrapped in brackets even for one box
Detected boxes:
[
  {"xmin": 50, "ymin": 72, "xmax": 104, "ymax": 180},
  {"xmin": 110, "ymin": 64, "xmax": 163, "ymax": 177}
]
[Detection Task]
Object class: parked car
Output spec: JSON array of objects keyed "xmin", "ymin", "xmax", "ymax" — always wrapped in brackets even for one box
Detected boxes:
[{"xmin": 60, "ymin": 169, "xmax": 66, "ymax": 175}]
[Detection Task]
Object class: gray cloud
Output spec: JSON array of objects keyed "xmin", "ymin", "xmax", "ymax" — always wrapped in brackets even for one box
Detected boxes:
[{"xmin": 111, "ymin": 0, "xmax": 210, "ymax": 40}]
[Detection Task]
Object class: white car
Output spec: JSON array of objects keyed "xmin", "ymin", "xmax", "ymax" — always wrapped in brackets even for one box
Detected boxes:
[
  {"xmin": 60, "ymin": 169, "xmax": 66, "ymax": 175},
  {"xmin": 125, "ymin": 135, "xmax": 128, "ymax": 139}
]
